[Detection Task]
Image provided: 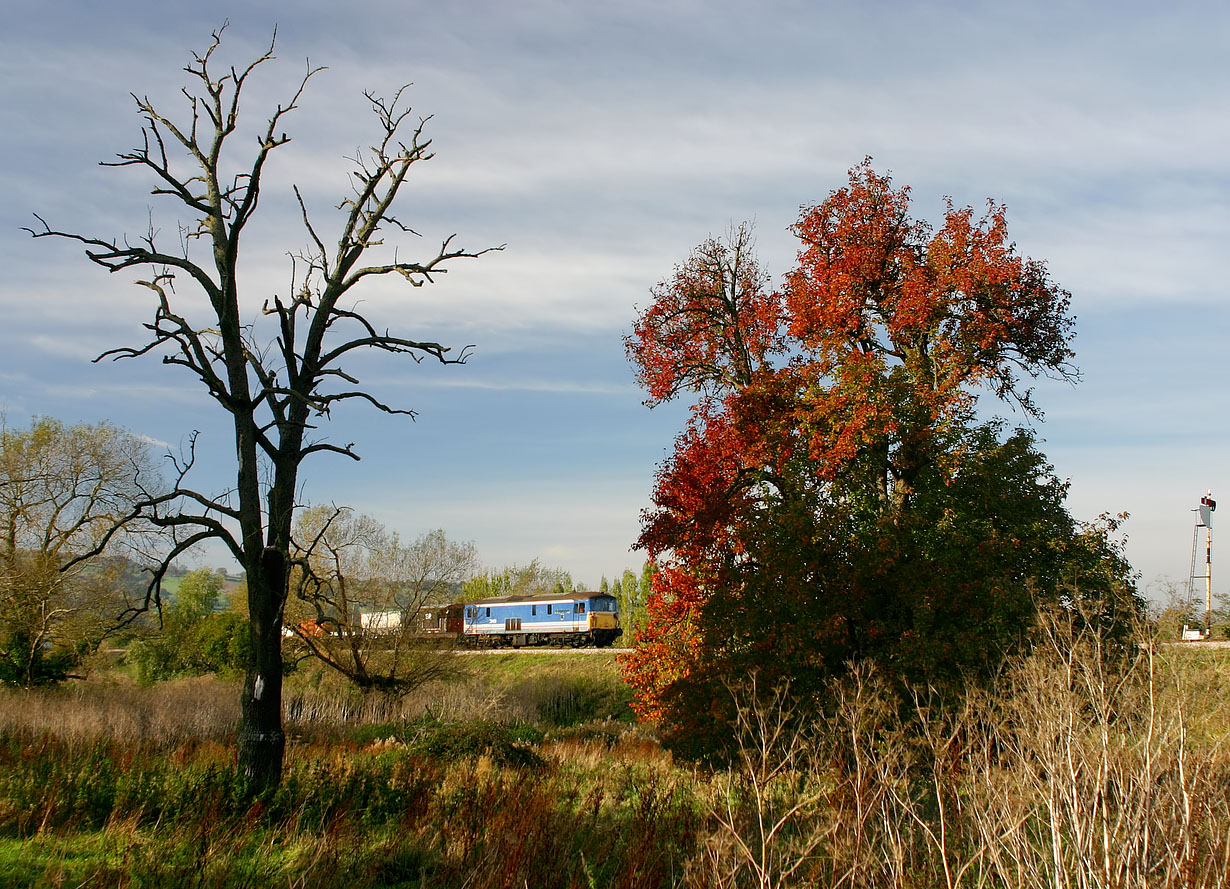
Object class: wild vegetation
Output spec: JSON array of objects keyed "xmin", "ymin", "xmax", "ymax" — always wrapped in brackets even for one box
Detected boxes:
[
  {"xmin": 27, "ymin": 25, "xmax": 497, "ymax": 788},
  {"xmin": 0, "ymin": 417, "xmax": 161, "ymax": 688},
  {"xmin": 126, "ymin": 568, "xmax": 248, "ymax": 684},
  {"xmin": 285, "ymin": 507, "xmax": 478, "ymax": 695},
  {"xmin": 2, "ymin": 621, "xmax": 1229, "ymax": 888}
]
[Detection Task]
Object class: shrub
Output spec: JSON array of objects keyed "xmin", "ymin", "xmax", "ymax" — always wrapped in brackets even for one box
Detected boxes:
[{"xmin": 405, "ymin": 718, "xmax": 544, "ymax": 767}]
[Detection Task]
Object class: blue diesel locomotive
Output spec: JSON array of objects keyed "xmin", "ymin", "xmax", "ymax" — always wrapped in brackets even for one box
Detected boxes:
[{"xmin": 417, "ymin": 592, "xmax": 623, "ymax": 648}]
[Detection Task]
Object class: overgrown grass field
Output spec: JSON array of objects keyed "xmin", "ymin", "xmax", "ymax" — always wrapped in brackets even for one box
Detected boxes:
[{"xmin": 2, "ymin": 630, "xmax": 1230, "ymax": 888}]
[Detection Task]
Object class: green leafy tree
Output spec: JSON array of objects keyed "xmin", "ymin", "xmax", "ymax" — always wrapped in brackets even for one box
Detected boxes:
[
  {"xmin": 128, "ymin": 568, "xmax": 249, "ymax": 683},
  {"xmin": 609, "ymin": 564, "xmax": 652, "ymax": 633},
  {"xmin": 640, "ymin": 563, "xmax": 655, "ymax": 605},
  {"xmin": 463, "ymin": 560, "xmax": 574, "ymax": 600},
  {"xmin": 173, "ymin": 568, "xmax": 226, "ymax": 622}
]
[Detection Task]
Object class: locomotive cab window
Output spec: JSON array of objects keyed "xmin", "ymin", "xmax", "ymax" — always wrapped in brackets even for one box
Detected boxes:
[
  {"xmin": 547, "ymin": 604, "xmax": 553, "ymax": 614},
  {"xmin": 576, "ymin": 603, "xmax": 585, "ymax": 613}
]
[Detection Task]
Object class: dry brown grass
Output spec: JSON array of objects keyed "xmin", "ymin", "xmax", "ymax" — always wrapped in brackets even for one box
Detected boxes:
[
  {"xmin": 0, "ymin": 676, "xmax": 240, "ymax": 747},
  {"xmin": 0, "ymin": 653, "xmax": 638, "ymax": 747},
  {"xmin": 540, "ymin": 728, "xmax": 674, "ymax": 773},
  {"xmin": 690, "ymin": 610, "xmax": 1230, "ymax": 889},
  {"xmin": 5, "ymin": 615, "xmax": 1229, "ymax": 888}
]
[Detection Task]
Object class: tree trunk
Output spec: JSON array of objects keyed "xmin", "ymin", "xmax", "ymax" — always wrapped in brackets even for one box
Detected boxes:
[{"xmin": 238, "ymin": 546, "xmax": 288, "ymax": 791}]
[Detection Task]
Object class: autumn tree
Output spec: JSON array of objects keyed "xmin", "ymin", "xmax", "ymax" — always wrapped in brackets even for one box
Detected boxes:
[
  {"xmin": 0, "ymin": 417, "xmax": 161, "ymax": 687},
  {"xmin": 286, "ymin": 506, "xmax": 476, "ymax": 694},
  {"xmin": 622, "ymin": 162, "xmax": 1140, "ymax": 755},
  {"xmin": 27, "ymin": 28, "xmax": 495, "ymax": 788},
  {"xmin": 628, "ymin": 222, "xmax": 781, "ymax": 403}
]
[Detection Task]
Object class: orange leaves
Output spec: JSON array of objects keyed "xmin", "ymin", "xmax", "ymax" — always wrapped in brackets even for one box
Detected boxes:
[
  {"xmin": 787, "ymin": 161, "xmax": 928, "ymax": 354},
  {"xmin": 637, "ymin": 402, "xmax": 762, "ymax": 562},
  {"xmin": 622, "ymin": 160, "xmax": 1080, "ymax": 734},
  {"xmin": 787, "ymin": 163, "xmax": 1073, "ymax": 412},
  {"xmin": 921, "ymin": 198, "xmax": 1075, "ymax": 411},
  {"xmin": 626, "ymin": 223, "xmax": 782, "ymax": 406},
  {"xmin": 783, "ymin": 161, "xmax": 1076, "ymax": 489},
  {"xmin": 617, "ymin": 564, "xmax": 709, "ymax": 723}
]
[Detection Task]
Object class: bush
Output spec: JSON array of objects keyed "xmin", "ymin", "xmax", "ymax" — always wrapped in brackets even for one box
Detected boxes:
[
  {"xmin": 0, "ymin": 630, "xmax": 79, "ymax": 687},
  {"xmin": 406, "ymin": 719, "xmax": 544, "ymax": 767},
  {"xmin": 127, "ymin": 571, "xmax": 249, "ymax": 683}
]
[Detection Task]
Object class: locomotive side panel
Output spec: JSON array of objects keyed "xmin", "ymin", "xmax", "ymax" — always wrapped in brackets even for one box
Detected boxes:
[{"xmin": 459, "ymin": 594, "xmax": 623, "ymax": 647}]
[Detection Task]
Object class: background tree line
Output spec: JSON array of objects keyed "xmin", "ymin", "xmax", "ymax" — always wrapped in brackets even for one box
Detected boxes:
[
  {"xmin": 0, "ymin": 418, "xmax": 637, "ymax": 700},
  {"xmin": 599, "ymin": 563, "xmax": 654, "ymax": 633}
]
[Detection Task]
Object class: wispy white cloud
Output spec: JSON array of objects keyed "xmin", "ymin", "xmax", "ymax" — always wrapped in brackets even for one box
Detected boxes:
[
  {"xmin": 0, "ymin": 370, "xmax": 209, "ymax": 411},
  {"xmin": 134, "ymin": 433, "xmax": 175, "ymax": 450},
  {"xmin": 396, "ymin": 376, "xmax": 639, "ymax": 396},
  {"xmin": 3, "ymin": 0, "xmax": 1226, "ymax": 591}
]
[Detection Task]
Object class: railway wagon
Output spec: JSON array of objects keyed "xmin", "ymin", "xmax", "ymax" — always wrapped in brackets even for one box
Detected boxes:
[{"xmin": 461, "ymin": 592, "xmax": 622, "ymax": 648}]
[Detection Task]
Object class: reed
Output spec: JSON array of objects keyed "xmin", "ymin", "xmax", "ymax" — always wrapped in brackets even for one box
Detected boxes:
[{"xmin": 690, "ymin": 610, "xmax": 1230, "ymax": 888}]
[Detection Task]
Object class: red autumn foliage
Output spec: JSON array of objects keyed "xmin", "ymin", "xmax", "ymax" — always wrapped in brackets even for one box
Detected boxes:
[
  {"xmin": 784, "ymin": 160, "xmax": 1075, "ymax": 493},
  {"xmin": 627, "ymin": 223, "xmax": 783, "ymax": 406},
  {"xmin": 620, "ymin": 161, "xmax": 1088, "ymax": 740}
]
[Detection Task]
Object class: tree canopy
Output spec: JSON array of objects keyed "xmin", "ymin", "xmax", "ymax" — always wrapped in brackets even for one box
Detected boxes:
[
  {"xmin": 621, "ymin": 162, "xmax": 1139, "ymax": 756},
  {"xmin": 287, "ymin": 506, "xmax": 476, "ymax": 694},
  {"xmin": 128, "ymin": 568, "xmax": 249, "ymax": 684},
  {"xmin": 463, "ymin": 561, "xmax": 578, "ymax": 600},
  {"xmin": 0, "ymin": 417, "xmax": 160, "ymax": 686}
]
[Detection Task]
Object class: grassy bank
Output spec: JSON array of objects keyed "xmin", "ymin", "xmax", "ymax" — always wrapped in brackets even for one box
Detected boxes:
[
  {"xmin": 0, "ymin": 652, "xmax": 688, "ymax": 888},
  {"xmin": 0, "ymin": 732, "xmax": 697, "ymax": 888}
]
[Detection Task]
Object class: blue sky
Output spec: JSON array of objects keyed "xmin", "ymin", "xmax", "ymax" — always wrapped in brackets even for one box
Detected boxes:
[{"xmin": 2, "ymin": 1, "xmax": 1227, "ymax": 601}]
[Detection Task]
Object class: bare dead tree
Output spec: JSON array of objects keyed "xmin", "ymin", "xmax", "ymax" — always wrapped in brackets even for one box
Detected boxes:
[{"xmin": 25, "ymin": 25, "xmax": 497, "ymax": 789}]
